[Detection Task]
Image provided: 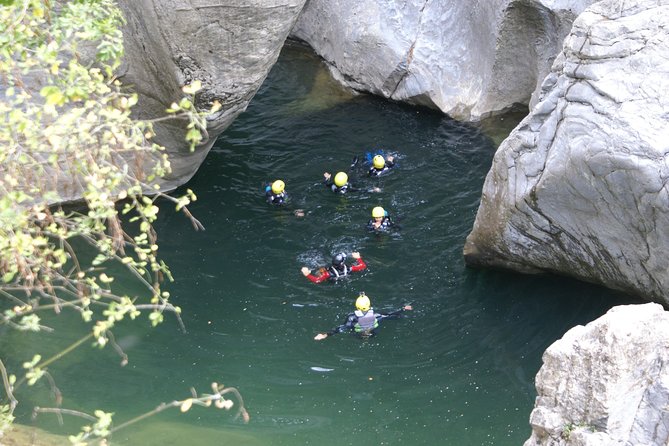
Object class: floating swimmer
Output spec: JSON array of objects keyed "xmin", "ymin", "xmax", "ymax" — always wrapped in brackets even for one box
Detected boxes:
[
  {"xmin": 265, "ymin": 179, "xmax": 287, "ymax": 205},
  {"xmin": 301, "ymin": 251, "xmax": 367, "ymax": 283},
  {"xmin": 264, "ymin": 179, "xmax": 304, "ymax": 217},
  {"xmin": 367, "ymin": 206, "xmax": 396, "ymax": 232},
  {"xmin": 323, "ymin": 171, "xmax": 357, "ymax": 194},
  {"xmin": 368, "ymin": 154, "xmax": 395, "ymax": 177},
  {"xmin": 314, "ymin": 292, "xmax": 412, "ymax": 340}
]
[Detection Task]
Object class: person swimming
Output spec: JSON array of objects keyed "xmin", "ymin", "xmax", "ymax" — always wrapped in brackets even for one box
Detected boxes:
[
  {"xmin": 314, "ymin": 292, "xmax": 412, "ymax": 340},
  {"xmin": 264, "ymin": 179, "xmax": 305, "ymax": 216},
  {"xmin": 301, "ymin": 251, "xmax": 367, "ymax": 283},
  {"xmin": 367, "ymin": 206, "xmax": 395, "ymax": 232},
  {"xmin": 323, "ymin": 171, "xmax": 356, "ymax": 194},
  {"xmin": 368, "ymin": 154, "xmax": 395, "ymax": 177},
  {"xmin": 265, "ymin": 179, "xmax": 287, "ymax": 205}
]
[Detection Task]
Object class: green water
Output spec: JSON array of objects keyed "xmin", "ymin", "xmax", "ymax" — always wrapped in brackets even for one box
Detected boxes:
[{"xmin": 3, "ymin": 43, "xmax": 635, "ymax": 445}]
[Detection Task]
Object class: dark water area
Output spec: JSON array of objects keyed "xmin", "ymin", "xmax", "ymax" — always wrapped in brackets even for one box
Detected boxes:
[{"xmin": 4, "ymin": 43, "xmax": 635, "ymax": 445}]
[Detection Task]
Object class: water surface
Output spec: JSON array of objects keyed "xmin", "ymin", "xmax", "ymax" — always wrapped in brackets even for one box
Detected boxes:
[{"xmin": 5, "ymin": 43, "xmax": 634, "ymax": 445}]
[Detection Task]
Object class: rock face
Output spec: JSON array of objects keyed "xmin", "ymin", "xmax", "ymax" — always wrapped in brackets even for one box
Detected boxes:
[
  {"xmin": 290, "ymin": 0, "xmax": 595, "ymax": 121},
  {"xmin": 464, "ymin": 0, "xmax": 669, "ymax": 304},
  {"xmin": 524, "ymin": 303, "xmax": 669, "ymax": 446},
  {"xmin": 116, "ymin": 0, "xmax": 307, "ymax": 191}
]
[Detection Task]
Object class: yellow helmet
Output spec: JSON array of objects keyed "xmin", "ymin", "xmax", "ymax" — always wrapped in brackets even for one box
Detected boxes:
[
  {"xmin": 271, "ymin": 180, "xmax": 285, "ymax": 194},
  {"xmin": 372, "ymin": 206, "xmax": 385, "ymax": 218},
  {"xmin": 334, "ymin": 172, "xmax": 348, "ymax": 187},
  {"xmin": 355, "ymin": 292, "xmax": 371, "ymax": 312},
  {"xmin": 373, "ymin": 155, "xmax": 385, "ymax": 169}
]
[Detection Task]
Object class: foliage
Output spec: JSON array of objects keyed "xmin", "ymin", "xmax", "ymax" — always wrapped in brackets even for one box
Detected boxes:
[
  {"xmin": 53, "ymin": 382, "xmax": 250, "ymax": 446},
  {"xmin": 0, "ymin": 0, "xmax": 241, "ymax": 443},
  {"xmin": 561, "ymin": 421, "xmax": 595, "ymax": 440}
]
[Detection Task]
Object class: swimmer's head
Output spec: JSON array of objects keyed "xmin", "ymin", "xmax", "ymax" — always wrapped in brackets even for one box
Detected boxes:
[
  {"xmin": 373, "ymin": 155, "xmax": 385, "ymax": 169},
  {"xmin": 271, "ymin": 180, "xmax": 285, "ymax": 194},
  {"xmin": 372, "ymin": 206, "xmax": 385, "ymax": 219},
  {"xmin": 334, "ymin": 172, "xmax": 348, "ymax": 187},
  {"xmin": 356, "ymin": 292, "xmax": 371, "ymax": 312},
  {"xmin": 332, "ymin": 252, "xmax": 346, "ymax": 266}
]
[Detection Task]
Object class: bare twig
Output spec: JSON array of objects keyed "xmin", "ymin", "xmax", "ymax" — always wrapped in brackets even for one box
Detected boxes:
[
  {"xmin": 33, "ymin": 407, "xmax": 97, "ymax": 424},
  {"xmin": 181, "ymin": 206, "xmax": 205, "ymax": 231},
  {"xmin": 105, "ymin": 331, "xmax": 128, "ymax": 367},
  {"xmin": 43, "ymin": 371, "xmax": 62, "ymax": 406},
  {"xmin": 0, "ymin": 360, "xmax": 19, "ymax": 413},
  {"xmin": 36, "ymin": 333, "xmax": 93, "ymax": 370}
]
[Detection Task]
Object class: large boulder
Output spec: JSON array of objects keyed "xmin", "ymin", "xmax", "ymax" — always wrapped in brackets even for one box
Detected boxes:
[
  {"xmin": 524, "ymin": 303, "xmax": 669, "ymax": 446},
  {"xmin": 290, "ymin": 0, "xmax": 595, "ymax": 121},
  {"xmin": 464, "ymin": 0, "xmax": 669, "ymax": 304},
  {"xmin": 117, "ymin": 0, "xmax": 307, "ymax": 191}
]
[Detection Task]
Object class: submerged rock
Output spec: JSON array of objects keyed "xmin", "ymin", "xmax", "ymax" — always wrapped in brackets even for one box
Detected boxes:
[
  {"xmin": 116, "ymin": 0, "xmax": 307, "ymax": 191},
  {"xmin": 525, "ymin": 303, "xmax": 669, "ymax": 446},
  {"xmin": 0, "ymin": 424, "xmax": 68, "ymax": 445},
  {"xmin": 290, "ymin": 0, "xmax": 595, "ymax": 120},
  {"xmin": 464, "ymin": 0, "xmax": 669, "ymax": 304}
]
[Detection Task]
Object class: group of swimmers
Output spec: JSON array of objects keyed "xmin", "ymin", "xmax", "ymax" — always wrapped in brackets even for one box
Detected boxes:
[{"xmin": 264, "ymin": 153, "xmax": 412, "ymax": 341}]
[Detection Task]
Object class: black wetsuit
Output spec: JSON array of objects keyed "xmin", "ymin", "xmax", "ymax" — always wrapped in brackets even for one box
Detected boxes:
[
  {"xmin": 366, "ymin": 216, "xmax": 395, "ymax": 232},
  {"xmin": 326, "ymin": 306, "xmax": 408, "ymax": 337},
  {"xmin": 265, "ymin": 188, "xmax": 287, "ymax": 205},
  {"xmin": 368, "ymin": 159, "xmax": 396, "ymax": 177},
  {"xmin": 324, "ymin": 178, "xmax": 356, "ymax": 194}
]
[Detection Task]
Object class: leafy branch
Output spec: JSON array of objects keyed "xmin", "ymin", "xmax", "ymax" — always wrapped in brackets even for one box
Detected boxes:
[
  {"xmin": 0, "ymin": 0, "xmax": 238, "ymax": 443},
  {"xmin": 33, "ymin": 382, "xmax": 249, "ymax": 446}
]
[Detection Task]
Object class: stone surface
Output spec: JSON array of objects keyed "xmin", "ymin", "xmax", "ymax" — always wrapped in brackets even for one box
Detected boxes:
[
  {"xmin": 0, "ymin": 424, "xmax": 68, "ymax": 445},
  {"xmin": 464, "ymin": 0, "xmax": 669, "ymax": 304},
  {"xmin": 290, "ymin": 0, "xmax": 595, "ymax": 121},
  {"xmin": 117, "ymin": 0, "xmax": 307, "ymax": 191},
  {"xmin": 524, "ymin": 303, "xmax": 669, "ymax": 446}
]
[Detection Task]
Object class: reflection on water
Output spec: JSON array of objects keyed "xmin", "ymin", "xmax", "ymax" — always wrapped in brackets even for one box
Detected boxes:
[
  {"xmin": 284, "ymin": 44, "xmax": 356, "ymax": 114},
  {"xmin": 1, "ymin": 42, "xmax": 635, "ymax": 445},
  {"xmin": 478, "ymin": 103, "xmax": 531, "ymax": 147}
]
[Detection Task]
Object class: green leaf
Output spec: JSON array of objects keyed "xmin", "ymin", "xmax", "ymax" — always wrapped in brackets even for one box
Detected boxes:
[{"xmin": 2, "ymin": 271, "xmax": 16, "ymax": 283}]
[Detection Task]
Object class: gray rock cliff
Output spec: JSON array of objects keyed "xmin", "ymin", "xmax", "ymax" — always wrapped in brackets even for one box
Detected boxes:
[
  {"xmin": 464, "ymin": 0, "xmax": 669, "ymax": 304},
  {"xmin": 290, "ymin": 0, "xmax": 595, "ymax": 120},
  {"xmin": 117, "ymin": 0, "xmax": 307, "ymax": 191},
  {"xmin": 524, "ymin": 303, "xmax": 669, "ymax": 446}
]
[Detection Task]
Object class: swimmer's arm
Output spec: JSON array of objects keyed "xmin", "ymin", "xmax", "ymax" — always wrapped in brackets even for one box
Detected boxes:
[
  {"xmin": 314, "ymin": 325, "xmax": 345, "ymax": 341},
  {"xmin": 314, "ymin": 315, "xmax": 355, "ymax": 340},
  {"xmin": 349, "ymin": 253, "xmax": 366, "ymax": 272},
  {"xmin": 301, "ymin": 266, "xmax": 329, "ymax": 283},
  {"xmin": 378, "ymin": 305, "xmax": 413, "ymax": 319},
  {"xmin": 323, "ymin": 172, "xmax": 334, "ymax": 187}
]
